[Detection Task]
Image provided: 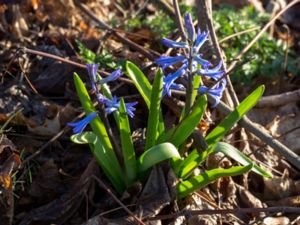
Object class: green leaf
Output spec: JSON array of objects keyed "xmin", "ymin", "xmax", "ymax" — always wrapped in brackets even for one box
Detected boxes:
[
  {"xmin": 192, "ymin": 75, "xmax": 201, "ymax": 104},
  {"xmin": 70, "ymin": 131, "xmax": 125, "ymax": 193},
  {"xmin": 71, "ymin": 131, "xmax": 97, "ymax": 144},
  {"xmin": 76, "ymin": 40, "xmax": 96, "ymax": 64},
  {"xmin": 213, "ymin": 142, "xmax": 272, "ymax": 178},
  {"xmin": 179, "ymin": 85, "xmax": 265, "ymax": 179},
  {"xmin": 125, "ymin": 61, "xmax": 164, "ymax": 138},
  {"xmin": 158, "ymin": 95, "xmax": 207, "ymax": 147},
  {"xmin": 177, "ymin": 148, "xmax": 210, "ymax": 178},
  {"xmin": 137, "ymin": 143, "xmax": 180, "ymax": 173},
  {"xmin": 145, "ymin": 69, "xmax": 164, "ymax": 150},
  {"xmin": 119, "ymin": 98, "xmax": 137, "ymax": 185},
  {"xmin": 177, "ymin": 164, "xmax": 253, "ymax": 198},
  {"xmin": 206, "ymin": 85, "xmax": 265, "ymax": 146},
  {"xmin": 73, "ymin": 73, "xmax": 125, "ymax": 193},
  {"xmin": 125, "ymin": 61, "xmax": 152, "ymax": 107}
]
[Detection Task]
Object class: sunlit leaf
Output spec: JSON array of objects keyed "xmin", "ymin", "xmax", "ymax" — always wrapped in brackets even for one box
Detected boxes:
[
  {"xmin": 213, "ymin": 142, "xmax": 272, "ymax": 178},
  {"xmin": 177, "ymin": 164, "xmax": 253, "ymax": 198}
]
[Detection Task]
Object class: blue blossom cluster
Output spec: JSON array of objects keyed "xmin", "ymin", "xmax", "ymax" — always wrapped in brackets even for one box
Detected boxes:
[
  {"xmin": 68, "ymin": 64, "xmax": 137, "ymax": 134},
  {"xmin": 156, "ymin": 13, "xmax": 226, "ymax": 106}
]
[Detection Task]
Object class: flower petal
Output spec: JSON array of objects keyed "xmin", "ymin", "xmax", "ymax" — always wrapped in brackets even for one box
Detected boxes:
[
  {"xmin": 193, "ymin": 55, "xmax": 212, "ymax": 69},
  {"xmin": 161, "ymin": 38, "xmax": 188, "ymax": 49},
  {"xmin": 156, "ymin": 55, "xmax": 185, "ymax": 70},
  {"xmin": 86, "ymin": 64, "xmax": 98, "ymax": 83},
  {"xmin": 67, "ymin": 112, "xmax": 97, "ymax": 134},
  {"xmin": 98, "ymin": 68, "xmax": 122, "ymax": 84},
  {"xmin": 163, "ymin": 64, "xmax": 187, "ymax": 96},
  {"xmin": 193, "ymin": 30, "xmax": 209, "ymax": 53},
  {"xmin": 198, "ymin": 78, "xmax": 227, "ymax": 107}
]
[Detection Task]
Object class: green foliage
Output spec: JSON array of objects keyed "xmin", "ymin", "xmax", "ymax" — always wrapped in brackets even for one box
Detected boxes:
[
  {"xmin": 157, "ymin": 94, "xmax": 207, "ymax": 148},
  {"xmin": 125, "ymin": 61, "xmax": 152, "ymax": 107},
  {"xmin": 176, "ymin": 85, "xmax": 268, "ymax": 181},
  {"xmin": 125, "ymin": 61, "xmax": 165, "ymax": 136},
  {"xmin": 72, "ymin": 73, "xmax": 125, "ymax": 193},
  {"xmin": 76, "ymin": 40, "xmax": 118, "ymax": 69},
  {"xmin": 213, "ymin": 5, "xmax": 298, "ymax": 84},
  {"xmin": 71, "ymin": 71, "xmax": 177, "ymax": 194}
]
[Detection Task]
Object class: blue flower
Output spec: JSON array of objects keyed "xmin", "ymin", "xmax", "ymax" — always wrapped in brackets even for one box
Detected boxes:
[
  {"xmin": 198, "ymin": 78, "xmax": 227, "ymax": 107},
  {"xmin": 193, "ymin": 29, "xmax": 209, "ymax": 53},
  {"xmin": 163, "ymin": 64, "xmax": 187, "ymax": 96},
  {"xmin": 156, "ymin": 13, "xmax": 226, "ymax": 105},
  {"xmin": 124, "ymin": 101, "xmax": 138, "ymax": 118},
  {"xmin": 197, "ymin": 61, "xmax": 224, "ymax": 80},
  {"xmin": 98, "ymin": 68, "xmax": 122, "ymax": 84},
  {"xmin": 87, "ymin": 64, "xmax": 123, "ymax": 90},
  {"xmin": 67, "ymin": 112, "xmax": 97, "ymax": 134},
  {"xmin": 184, "ymin": 13, "xmax": 196, "ymax": 42},
  {"xmin": 96, "ymin": 94, "xmax": 138, "ymax": 118}
]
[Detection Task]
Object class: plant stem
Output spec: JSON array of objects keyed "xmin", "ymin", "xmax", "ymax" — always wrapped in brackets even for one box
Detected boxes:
[{"xmin": 185, "ymin": 46, "xmax": 194, "ymax": 116}]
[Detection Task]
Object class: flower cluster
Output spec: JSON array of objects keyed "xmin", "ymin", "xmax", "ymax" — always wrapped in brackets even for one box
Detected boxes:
[
  {"xmin": 156, "ymin": 13, "xmax": 226, "ymax": 106},
  {"xmin": 68, "ymin": 64, "xmax": 137, "ymax": 134}
]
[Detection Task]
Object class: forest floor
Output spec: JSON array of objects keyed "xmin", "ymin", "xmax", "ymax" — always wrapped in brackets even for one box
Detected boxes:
[{"xmin": 1, "ymin": 0, "xmax": 300, "ymax": 224}]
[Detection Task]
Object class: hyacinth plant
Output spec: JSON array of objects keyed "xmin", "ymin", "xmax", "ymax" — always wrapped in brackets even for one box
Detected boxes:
[{"xmin": 69, "ymin": 12, "xmax": 271, "ymax": 198}]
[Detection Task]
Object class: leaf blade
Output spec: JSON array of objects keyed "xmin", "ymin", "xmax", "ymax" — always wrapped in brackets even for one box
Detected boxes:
[
  {"xmin": 145, "ymin": 69, "xmax": 164, "ymax": 150},
  {"xmin": 119, "ymin": 98, "xmax": 137, "ymax": 185},
  {"xmin": 213, "ymin": 142, "xmax": 272, "ymax": 178},
  {"xmin": 177, "ymin": 164, "xmax": 253, "ymax": 198},
  {"xmin": 158, "ymin": 95, "xmax": 207, "ymax": 147},
  {"xmin": 137, "ymin": 143, "xmax": 180, "ymax": 173}
]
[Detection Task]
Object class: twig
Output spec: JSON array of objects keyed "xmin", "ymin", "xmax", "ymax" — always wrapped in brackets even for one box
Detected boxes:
[
  {"xmin": 152, "ymin": 0, "xmax": 176, "ymax": 18},
  {"xmin": 22, "ymin": 47, "xmax": 134, "ymax": 84},
  {"xmin": 147, "ymin": 206, "xmax": 300, "ymax": 221},
  {"xmin": 196, "ymin": 0, "xmax": 239, "ymax": 107},
  {"xmin": 216, "ymin": 98, "xmax": 300, "ymax": 170},
  {"xmin": 256, "ymin": 89, "xmax": 300, "ymax": 108},
  {"xmin": 74, "ymin": 0, "xmax": 160, "ymax": 61},
  {"xmin": 91, "ymin": 175, "xmax": 146, "ymax": 225},
  {"xmin": 282, "ymin": 24, "xmax": 290, "ymax": 73},
  {"xmin": 219, "ymin": 26, "xmax": 260, "ymax": 44},
  {"xmin": 172, "ymin": 0, "xmax": 186, "ymax": 42},
  {"xmin": 21, "ymin": 110, "xmax": 86, "ymax": 165},
  {"xmin": 22, "ymin": 47, "xmax": 86, "ymax": 69}
]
